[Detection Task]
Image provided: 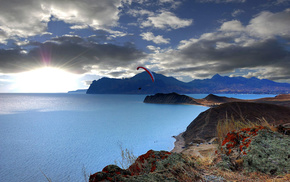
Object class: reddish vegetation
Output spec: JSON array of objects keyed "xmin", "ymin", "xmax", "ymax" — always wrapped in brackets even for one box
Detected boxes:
[
  {"xmin": 221, "ymin": 126, "xmax": 267, "ymax": 156},
  {"xmin": 89, "ymin": 150, "xmax": 173, "ymax": 182},
  {"xmin": 89, "ymin": 165, "xmax": 132, "ymax": 182},
  {"xmin": 129, "ymin": 150, "xmax": 171, "ymax": 175}
]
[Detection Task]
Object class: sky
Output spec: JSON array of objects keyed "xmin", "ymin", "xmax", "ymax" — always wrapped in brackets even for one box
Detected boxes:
[{"xmin": 0, "ymin": 0, "xmax": 290, "ymax": 93}]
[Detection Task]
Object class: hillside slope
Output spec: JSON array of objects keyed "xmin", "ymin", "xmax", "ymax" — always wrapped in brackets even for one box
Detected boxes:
[{"xmin": 182, "ymin": 102, "xmax": 290, "ymax": 144}]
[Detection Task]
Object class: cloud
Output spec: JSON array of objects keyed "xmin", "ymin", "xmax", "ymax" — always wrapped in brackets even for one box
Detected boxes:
[
  {"xmin": 153, "ymin": 35, "xmax": 290, "ymax": 82},
  {"xmin": 247, "ymin": 8, "xmax": 290, "ymax": 38},
  {"xmin": 0, "ymin": 0, "xmax": 50, "ymax": 42},
  {"xmin": 141, "ymin": 11, "xmax": 193, "ymax": 30},
  {"xmin": 147, "ymin": 45, "xmax": 161, "ymax": 53},
  {"xmin": 127, "ymin": 9, "xmax": 155, "ymax": 17},
  {"xmin": 48, "ymin": 0, "xmax": 123, "ymax": 28},
  {"xmin": 0, "ymin": 35, "xmax": 146, "ymax": 76},
  {"xmin": 140, "ymin": 32, "xmax": 170, "ymax": 44},
  {"xmin": 232, "ymin": 9, "xmax": 245, "ymax": 17},
  {"xmin": 220, "ymin": 8, "xmax": 290, "ymax": 39},
  {"xmin": 220, "ymin": 20, "xmax": 245, "ymax": 31},
  {"xmin": 148, "ymin": 9, "xmax": 290, "ymax": 82},
  {"xmin": 0, "ymin": 0, "xmax": 125, "ymax": 43}
]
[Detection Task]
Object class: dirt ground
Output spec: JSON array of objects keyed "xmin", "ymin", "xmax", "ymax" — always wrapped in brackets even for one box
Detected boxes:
[{"xmin": 172, "ymin": 133, "xmax": 218, "ymax": 158}]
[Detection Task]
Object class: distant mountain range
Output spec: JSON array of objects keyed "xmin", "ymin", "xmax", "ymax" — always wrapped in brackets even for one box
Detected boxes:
[{"xmin": 86, "ymin": 72, "xmax": 290, "ymax": 94}]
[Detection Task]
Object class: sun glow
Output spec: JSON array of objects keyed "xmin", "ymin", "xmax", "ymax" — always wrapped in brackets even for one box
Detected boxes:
[{"xmin": 14, "ymin": 67, "xmax": 79, "ymax": 93}]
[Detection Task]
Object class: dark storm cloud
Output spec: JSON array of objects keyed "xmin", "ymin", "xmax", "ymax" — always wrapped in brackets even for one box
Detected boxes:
[
  {"xmin": 0, "ymin": 36, "xmax": 146, "ymax": 74},
  {"xmin": 154, "ymin": 29, "xmax": 290, "ymax": 82},
  {"xmin": 180, "ymin": 38, "xmax": 289, "ymax": 71},
  {"xmin": 0, "ymin": 0, "xmax": 125, "ymax": 43}
]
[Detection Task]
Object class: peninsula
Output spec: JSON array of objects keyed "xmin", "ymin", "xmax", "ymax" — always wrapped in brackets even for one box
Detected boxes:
[{"xmin": 144, "ymin": 92, "xmax": 290, "ymax": 108}]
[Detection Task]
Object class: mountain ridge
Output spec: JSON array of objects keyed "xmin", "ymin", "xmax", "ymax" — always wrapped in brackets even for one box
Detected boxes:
[{"xmin": 86, "ymin": 72, "xmax": 290, "ymax": 94}]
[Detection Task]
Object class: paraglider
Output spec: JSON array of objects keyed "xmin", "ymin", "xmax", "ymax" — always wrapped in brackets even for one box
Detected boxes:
[{"xmin": 137, "ymin": 66, "xmax": 155, "ymax": 82}]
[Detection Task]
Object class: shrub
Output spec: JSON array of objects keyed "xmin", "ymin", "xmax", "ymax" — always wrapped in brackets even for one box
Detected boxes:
[{"xmin": 243, "ymin": 130, "xmax": 290, "ymax": 175}]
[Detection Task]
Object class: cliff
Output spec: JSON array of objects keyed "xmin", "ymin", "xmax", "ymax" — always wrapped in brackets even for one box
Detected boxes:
[{"xmin": 182, "ymin": 102, "xmax": 290, "ymax": 144}]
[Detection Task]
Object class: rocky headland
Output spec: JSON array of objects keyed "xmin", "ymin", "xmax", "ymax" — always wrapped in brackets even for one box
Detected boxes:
[
  {"xmin": 144, "ymin": 92, "xmax": 290, "ymax": 107},
  {"xmin": 144, "ymin": 93, "xmax": 290, "ymax": 144},
  {"xmin": 89, "ymin": 93, "xmax": 290, "ymax": 181}
]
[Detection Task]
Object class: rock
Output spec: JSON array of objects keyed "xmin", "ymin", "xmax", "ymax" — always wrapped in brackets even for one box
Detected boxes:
[
  {"xmin": 89, "ymin": 150, "xmax": 202, "ymax": 182},
  {"xmin": 89, "ymin": 165, "xmax": 132, "ymax": 182}
]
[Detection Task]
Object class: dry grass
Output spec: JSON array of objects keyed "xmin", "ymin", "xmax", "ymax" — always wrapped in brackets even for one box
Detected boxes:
[
  {"xmin": 168, "ymin": 155, "xmax": 202, "ymax": 182},
  {"xmin": 216, "ymin": 113, "xmax": 275, "ymax": 146},
  {"xmin": 194, "ymin": 149, "xmax": 216, "ymax": 167},
  {"xmin": 114, "ymin": 144, "xmax": 137, "ymax": 169}
]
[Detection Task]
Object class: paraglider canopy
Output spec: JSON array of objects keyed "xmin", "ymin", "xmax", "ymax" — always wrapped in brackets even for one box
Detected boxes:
[{"xmin": 137, "ymin": 66, "xmax": 155, "ymax": 82}]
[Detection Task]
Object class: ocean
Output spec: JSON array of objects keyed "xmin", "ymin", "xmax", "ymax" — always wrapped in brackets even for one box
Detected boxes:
[{"xmin": 0, "ymin": 93, "xmax": 275, "ymax": 181}]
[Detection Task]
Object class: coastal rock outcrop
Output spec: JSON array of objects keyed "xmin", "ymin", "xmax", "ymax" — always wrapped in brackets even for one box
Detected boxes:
[
  {"xmin": 89, "ymin": 150, "xmax": 201, "ymax": 182},
  {"xmin": 182, "ymin": 102, "xmax": 290, "ymax": 144}
]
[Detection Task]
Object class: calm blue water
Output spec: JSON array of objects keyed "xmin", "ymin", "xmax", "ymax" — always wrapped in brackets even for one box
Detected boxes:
[{"xmin": 0, "ymin": 93, "xmax": 276, "ymax": 181}]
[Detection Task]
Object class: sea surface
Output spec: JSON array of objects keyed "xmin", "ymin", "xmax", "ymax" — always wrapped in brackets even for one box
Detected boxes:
[{"xmin": 0, "ymin": 93, "xmax": 276, "ymax": 181}]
